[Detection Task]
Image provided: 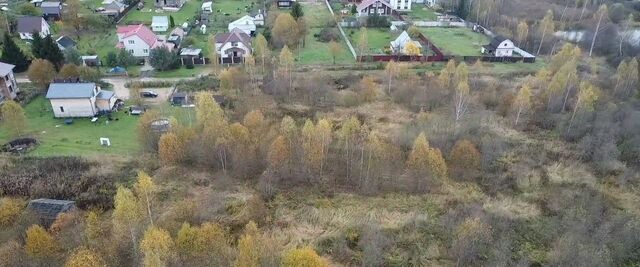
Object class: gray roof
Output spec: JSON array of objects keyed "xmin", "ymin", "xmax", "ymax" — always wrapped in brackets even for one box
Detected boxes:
[
  {"xmin": 28, "ymin": 199, "xmax": 76, "ymax": 220},
  {"xmin": 96, "ymin": 90, "xmax": 115, "ymax": 100},
  {"xmin": 0, "ymin": 62, "xmax": 15, "ymax": 76},
  {"xmin": 41, "ymin": 1, "xmax": 62, "ymax": 15},
  {"xmin": 46, "ymin": 83, "xmax": 97, "ymax": 99},
  {"xmin": 152, "ymin": 16, "xmax": 169, "ymax": 25},
  {"xmin": 16, "ymin": 16, "xmax": 46, "ymax": 33},
  {"xmin": 180, "ymin": 47, "xmax": 201, "ymax": 56},
  {"xmin": 56, "ymin": 36, "xmax": 76, "ymax": 49}
]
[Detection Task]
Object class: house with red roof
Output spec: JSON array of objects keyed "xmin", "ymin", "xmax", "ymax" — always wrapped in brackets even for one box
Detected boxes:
[
  {"xmin": 214, "ymin": 28, "xmax": 252, "ymax": 64},
  {"xmin": 116, "ymin": 24, "xmax": 175, "ymax": 58}
]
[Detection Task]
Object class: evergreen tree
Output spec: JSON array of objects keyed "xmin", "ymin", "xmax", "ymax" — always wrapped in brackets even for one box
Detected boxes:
[
  {"xmin": 31, "ymin": 32, "xmax": 44, "ymax": 59},
  {"xmin": 1, "ymin": 32, "xmax": 29, "ymax": 72},
  {"xmin": 169, "ymin": 15, "xmax": 175, "ymax": 28},
  {"xmin": 290, "ymin": 2, "xmax": 304, "ymax": 19}
]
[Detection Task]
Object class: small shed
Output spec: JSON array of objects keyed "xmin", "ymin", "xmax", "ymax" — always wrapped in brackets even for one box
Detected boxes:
[
  {"xmin": 171, "ymin": 91, "xmax": 188, "ymax": 105},
  {"xmin": 81, "ymin": 55, "xmax": 100, "ymax": 67},
  {"xmin": 180, "ymin": 47, "xmax": 203, "ymax": 66},
  {"xmin": 151, "ymin": 16, "xmax": 169, "ymax": 32},
  {"xmin": 201, "ymin": 1, "xmax": 212, "ymax": 12},
  {"xmin": 27, "ymin": 199, "xmax": 76, "ymax": 226},
  {"xmin": 56, "ymin": 35, "xmax": 76, "ymax": 51}
]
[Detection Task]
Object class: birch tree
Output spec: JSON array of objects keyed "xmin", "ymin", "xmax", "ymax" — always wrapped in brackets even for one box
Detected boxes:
[
  {"xmin": 514, "ymin": 83, "xmax": 532, "ymax": 125},
  {"xmin": 537, "ymin": 10, "xmax": 555, "ymax": 56},
  {"xmin": 568, "ymin": 82, "xmax": 599, "ymax": 132},
  {"xmin": 134, "ymin": 171, "xmax": 157, "ymax": 226},
  {"xmin": 453, "ymin": 81, "xmax": 471, "ymax": 129},
  {"xmin": 385, "ymin": 61, "xmax": 399, "ymax": 95},
  {"xmin": 254, "ymin": 34, "xmax": 269, "ymax": 73},
  {"xmin": 588, "ymin": 4, "xmax": 608, "ymax": 57},
  {"xmin": 516, "ymin": 20, "xmax": 529, "ymax": 47}
]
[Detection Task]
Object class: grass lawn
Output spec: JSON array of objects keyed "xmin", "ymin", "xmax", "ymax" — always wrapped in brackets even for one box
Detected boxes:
[
  {"xmin": 406, "ymin": 5, "xmax": 438, "ymax": 20},
  {"xmin": 75, "ymin": 32, "xmax": 119, "ymax": 60},
  {"xmin": 154, "ymin": 65, "xmax": 208, "ymax": 78},
  {"xmin": 297, "ymin": 28, "xmax": 354, "ymax": 65},
  {"xmin": 420, "ymin": 27, "xmax": 489, "ymax": 56},
  {"xmin": 123, "ymin": 0, "xmax": 201, "ymax": 25},
  {"xmin": 302, "ymin": 2, "xmax": 332, "ymax": 28},
  {"xmin": 347, "ymin": 28, "xmax": 395, "ymax": 55},
  {"xmin": 0, "ymin": 97, "xmax": 140, "ymax": 156}
]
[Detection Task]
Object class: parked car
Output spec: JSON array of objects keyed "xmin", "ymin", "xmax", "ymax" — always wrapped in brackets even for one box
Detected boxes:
[{"xmin": 140, "ymin": 90, "xmax": 159, "ymax": 98}]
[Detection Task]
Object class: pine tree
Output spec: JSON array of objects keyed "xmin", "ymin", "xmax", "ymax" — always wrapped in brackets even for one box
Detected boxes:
[
  {"xmin": 1, "ymin": 32, "xmax": 29, "ymax": 72},
  {"xmin": 169, "ymin": 15, "xmax": 175, "ymax": 28},
  {"xmin": 31, "ymin": 32, "xmax": 44, "ymax": 59},
  {"xmin": 290, "ymin": 2, "xmax": 304, "ymax": 19},
  {"xmin": 39, "ymin": 34, "xmax": 64, "ymax": 68}
]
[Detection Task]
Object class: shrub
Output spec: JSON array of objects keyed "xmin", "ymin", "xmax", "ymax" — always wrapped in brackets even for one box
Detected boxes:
[
  {"xmin": 0, "ymin": 198, "xmax": 25, "ymax": 228},
  {"xmin": 317, "ymin": 27, "xmax": 340, "ymax": 42}
]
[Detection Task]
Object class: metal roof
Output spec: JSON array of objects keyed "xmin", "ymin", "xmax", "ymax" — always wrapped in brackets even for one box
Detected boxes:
[
  {"xmin": 28, "ymin": 199, "xmax": 75, "ymax": 220},
  {"xmin": 0, "ymin": 62, "xmax": 15, "ymax": 76},
  {"xmin": 16, "ymin": 16, "xmax": 46, "ymax": 33},
  {"xmin": 46, "ymin": 83, "xmax": 97, "ymax": 99},
  {"xmin": 152, "ymin": 16, "xmax": 169, "ymax": 25},
  {"xmin": 96, "ymin": 90, "xmax": 115, "ymax": 100}
]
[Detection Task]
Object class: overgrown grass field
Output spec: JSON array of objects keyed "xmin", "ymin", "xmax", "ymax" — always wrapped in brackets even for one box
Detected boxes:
[
  {"xmin": 420, "ymin": 27, "xmax": 489, "ymax": 56},
  {"xmin": 348, "ymin": 28, "xmax": 396, "ymax": 55}
]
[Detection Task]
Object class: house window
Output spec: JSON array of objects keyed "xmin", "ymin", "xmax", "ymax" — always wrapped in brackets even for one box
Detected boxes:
[
  {"xmin": 143, "ymin": 49, "xmax": 149, "ymax": 53},
  {"xmin": 59, "ymin": 106, "xmax": 64, "ymax": 112},
  {"xmin": 4, "ymin": 75, "xmax": 8, "ymax": 80},
  {"xmin": 378, "ymin": 8, "xmax": 384, "ymax": 14},
  {"xmin": 129, "ymin": 49, "xmax": 134, "ymax": 54},
  {"xmin": 370, "ymin": 9, "xmax": 375, "ymax": 13},
  {"xmin": 7, "ymin": 85, "xmax": 12, "ymax": 93},
  {"xmin": 232, "ymin": 42, "xmax": 238, "ymax": 47},
  {"xmin": 128, "ymin": 40, "xmax": 134, "ymax": 44}
]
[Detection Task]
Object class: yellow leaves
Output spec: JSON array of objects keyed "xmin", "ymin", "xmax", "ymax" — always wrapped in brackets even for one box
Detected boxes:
[
  {"xmin": 254, "ymin": 33, "xmax": 270, "ymax": 59},
  {"xmin": 272, "ymin": 13, "xmax": 299, "ymax": 48},
  {"xmin": 268, "ymin": 135, "xmax": 290, "ymax": 172},
  {"xmin": 134, "ymin": 171, "xmax": 157, "ymax": 201},
  {"xmin": 406, "ymin": 133, "xmax": 448, "ymax": 181},
  {"xmin": 449, "ymin": 139, "xmax": 481, "ymax": 179},
  {"xmin": 140, "ymin": 226, "xmax": 174, "ymax": 267},
  {"xmin": 358, "ymin": 76, "xmax": 378, "ymax": 102},
  {"xmin": 516, "ymin": 20, "xmax": 529, "ymax": 45},
  {"xmin": 235, "ymin": 221, "xmax": 261, "ymax": 267},
  {"xmin": 404, "ymin": 41, "xmax": 421, "ymax": 56},
  {"xmin": 282, "ymin": 247, "xmax": 329, "ymax": 267},
  {"xmin": 328, "ymin": 40, "xmax": 343, "ymax": 64},
  {"xmin": 27, "ymin": 59, "xmax": 56, "ymax": 89},
  {"xmin": 577, "ymin": 82, "xmax": 600, "ymax": 111},
  {"xmin": 84, "ymin": 210, "xmax": 104, "ymax": 242},
  {"xmin": 112, "ymin": 186, "xmax": 142, "ymax": 228},
  {"xmin": 438, "ymin": 59, "xmax": 456, "ymax": 90},
  {"xmin": 64, "ymin": 248, "xmax": 107, "ymax": 267},
  {"xmin": 515, "ymin": 83, "xmax": 533, "ymax": 109},
  {"xmin": 25, "ymin": 225, "xmax": 58, "ymax": 259},
  {"xmin": 279, "ymin": 45, "xmax": 295, "ymax": 68},
  {"xmin": 58, "ymin": 64, "xmax": 79, "ymax": 79},
  {"xmin": 176, "ymin": 222, "xmax": 231, "ymax": 264},
  {"xmin": 158, "ymin": 132, "xmax": 184, "ymax": 165},
  {"xmin": 0, "ymin": 197, "xmax": 25, "ymax": 228}
]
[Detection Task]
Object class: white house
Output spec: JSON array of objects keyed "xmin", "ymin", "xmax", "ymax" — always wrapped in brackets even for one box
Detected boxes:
[
  {"xmin": 116, "ymin": 24, "xmax": 175, "ymax": 57},
  {"xmin": 45, "ymin": 83, "xmax": 117, "ymax": 118},
  {"xmin": 482, "ymin": 36, "xmax": 515, "ymax": 57},
  {"xmin": 390, "ymin": 31, "xmax": 422, "ymax": 54},
  {"xmin": 151, "ymin": 16, "xmax": 169, "ymax": 32},
  {"xmin": 0, "ymin": 62, "xmax": 19, "ymax": 104},
  {"xmin": 228, "ymin": 15, "xmax": 256, "ymax": 36},
  {"xmin": 390, "ymin": 0, "xmax": 411, "ymax": 11},
  {"xmin": 357, "ymin": 0, "xmax": 394, "ymax": 16},
  {"xmin": 16, "ymin": 16, "xmax": 50, "ymax": 40},
  {"xmin": 214, "ymin": 28, "xmax": 252, "ymax": 64}
]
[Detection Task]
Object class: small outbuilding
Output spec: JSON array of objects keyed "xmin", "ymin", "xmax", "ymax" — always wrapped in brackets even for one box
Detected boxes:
[
  {"xmin": 201, "ymin": 1, "xmax": 212, "ymax": 12},
  {"xmin": 151, "ymin": 16, "xmax": 169, "ymax": 32},
  {"xmin": 56, "ymin": 36, "xmax": 76, "ymax": 51},
  {"xmin": 180, "ymin": 47, "xmax": 204, "ymax": 65},
  {"xmin": 171, "ymin": 91, "xmax": 188, "ymax": 105},
  {"xmin": 81, "ymin": 55, "xmax": 101, "ymax": 67},
  {"xmin": 27, "ymin": 199, "xmax": 76, "ymax": 226},
  {"xmin": 228, "ymin": 15, "xmax": 256, "ymax": 36},
  {"xmin": 40, "ymin": 1, "xmax": 63, "ymax": 20}
]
